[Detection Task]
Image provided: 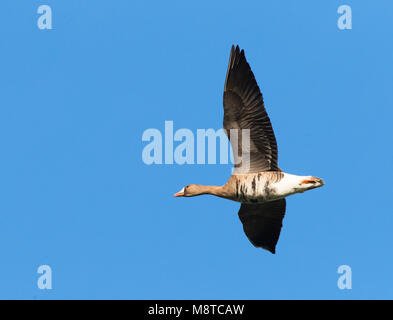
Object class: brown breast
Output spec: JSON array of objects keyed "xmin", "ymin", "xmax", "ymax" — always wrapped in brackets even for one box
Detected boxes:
[{"xmin": 224, "ymin": 171, "xmax": 284, "ymax": 203}]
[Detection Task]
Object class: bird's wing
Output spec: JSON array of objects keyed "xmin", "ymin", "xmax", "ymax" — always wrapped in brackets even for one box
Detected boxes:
[
  {"xmin": 238, "ymin": 199, "xmax": 286, "ymax": 254},
  {"xmin": 223, "ymin": 45, "xmax": 279, "ymax": 173}
]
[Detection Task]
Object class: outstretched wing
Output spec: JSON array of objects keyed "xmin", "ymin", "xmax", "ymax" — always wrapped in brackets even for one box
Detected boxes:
[
  {"xmin": 238, "ymin": 199, "xmax": 286, "ymax": 254},
  {"xmin": 223, "ymin": 45, "xmax": 279, "ymax": 173}
]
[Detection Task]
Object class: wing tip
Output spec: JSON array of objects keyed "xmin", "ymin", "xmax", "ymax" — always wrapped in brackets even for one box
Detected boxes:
[
  {"xmin": 259, "ymin": 244, "xmax": 276, "ymax": 254},
  {"xmin": 229, "ymin": 44, "xmax": 244, "ymax": 58},
  {"xmin": 250, "ymin": 238, "xmax": 277, "ymax": 254},
  {"xmin": 225, "ymin": 44, "xmax": 246, "ymax": 90},
  {"xmin": 268, "ymin": 247, "xmax": 276, "ymax": 254}
]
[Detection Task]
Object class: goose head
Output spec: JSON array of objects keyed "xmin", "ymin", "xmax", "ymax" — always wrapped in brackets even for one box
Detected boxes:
[{"xmin": 174, "ymin": 185, "xmax": 201, "ymax": 197}]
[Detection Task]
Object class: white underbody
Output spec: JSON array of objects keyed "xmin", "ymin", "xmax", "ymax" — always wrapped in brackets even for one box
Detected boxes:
[
  {"xmin": 232, "ymin": 172, "xmax": 316, "ymax": 203},
  {"xmin": 274, "ymin": 172, "xmax": 312, "ymax": 197}
]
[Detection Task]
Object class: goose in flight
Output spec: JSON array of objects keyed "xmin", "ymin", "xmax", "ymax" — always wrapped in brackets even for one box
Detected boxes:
[{"xmin": 174, "ymin": 45, "xmax": 324, "ymax": 254}]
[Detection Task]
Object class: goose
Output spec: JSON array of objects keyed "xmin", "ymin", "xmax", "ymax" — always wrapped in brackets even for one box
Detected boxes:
[{"xmin": 174, "ymin": 45, "xmax": 324, "ymax": 254}]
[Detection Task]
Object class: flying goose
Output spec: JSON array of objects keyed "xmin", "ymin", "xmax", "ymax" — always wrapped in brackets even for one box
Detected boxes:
[{"xmin": 174, "ymin": 45, "xmax": 324, "ymax": 254}]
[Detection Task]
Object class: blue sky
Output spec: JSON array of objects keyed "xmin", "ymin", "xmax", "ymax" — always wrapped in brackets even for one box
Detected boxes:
[{"xmin": 0, "ymin": 0, "xmax": 392, "ymax": 299}]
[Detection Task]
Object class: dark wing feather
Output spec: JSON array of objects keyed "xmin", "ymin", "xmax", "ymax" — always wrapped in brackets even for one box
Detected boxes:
[
  {"xmin": 223, "ymin": 45, "xmax": 279, "ymax": 173},
  {"xmin": 238, "ymin": 199, "xmax": 286, "ymax": 254}
]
